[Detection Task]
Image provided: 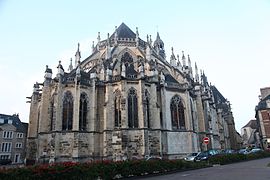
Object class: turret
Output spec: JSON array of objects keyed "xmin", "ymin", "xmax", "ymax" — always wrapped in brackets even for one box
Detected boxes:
[
  {"xmin": 44, "ymin": 65, "xmax": 52, "ymax": 86},
  {"xmin": 153, "ymin": 32, "xmax": 165, "ymax": 59},
  {"xmin": 57, "ymin": 60, "xmax": 64, "ymax": 81}
]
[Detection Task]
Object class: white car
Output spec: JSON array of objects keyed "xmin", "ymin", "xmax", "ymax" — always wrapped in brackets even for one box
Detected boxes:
[{"xmin": 184, "ymin": 152, "xmax": 200, "ymax": 162}]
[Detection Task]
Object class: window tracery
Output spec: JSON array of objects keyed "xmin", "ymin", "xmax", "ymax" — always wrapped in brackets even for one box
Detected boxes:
[
  {"xmin": 62, "ymin": 91, "xmax": 73, "ymax": 130},
  {"xmin": 170, "ymin": 95, "xmax": 185, "ymax": 130}
]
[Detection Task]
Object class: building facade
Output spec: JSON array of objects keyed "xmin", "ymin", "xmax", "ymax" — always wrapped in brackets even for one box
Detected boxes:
[
  {"xmin": 255, "ymin": 87, "xmax": 270, "ymax": 150},
  {"xmin": 0, "ymin": 114, "xmax": 28, "ymax": 164},
  {"xmin": 26, "ymin": 23, "xmax": 238, "ymax": 163},
  {"xmin": 241, "ymin": 120, "xmax": 260, "ymax": 148}
]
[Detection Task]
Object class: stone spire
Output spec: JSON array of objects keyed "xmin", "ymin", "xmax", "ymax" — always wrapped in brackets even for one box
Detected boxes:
[
  {"xmin": 188, "ymin": 55, "xmax": 193, "ymax": 77},
  {"xmin": 68, "ymin": 58, "xmax": 73, "ymax": 72},
  {"xmin": 136, "ymin": 27, "xmax": 139, "ymax": 47},
  {"xmin": 177, "ymin": 54, "xmax": 182, "ymax": 69},
  {"xmin": 182, "ymin": 51, "xmax": 186, "ymax": 67},
  {"xmin": 91, "ymin": 41, "xmax": 95, "ymax": 53},
  {"xmin": 114, "ymin": 26, "xmax": 118, "ymax": 46},
  {"xmin": 75, "ymin": 43, "xmax": 81, "ymax": 67},
  {"xmin": 195, "ymin": 62, "xmax": 199, "ymax": 82},
  {"xmin": 97, "ymin": 32, "xmax": 101, "ymax": 51},
  {"xmin": 154, "ymin": 32, "xmax": 165, "ymax": 59},
  {"xmin": 170, "ymin": 47, "xmax": 177, "ymax": 67},
  {"xmin": 149, "ymin": 35, "xmax": 152, "ymax": 47},
  {"xmin": 106, "ymin": 33, "xmax": 111, "ymax": 59}
]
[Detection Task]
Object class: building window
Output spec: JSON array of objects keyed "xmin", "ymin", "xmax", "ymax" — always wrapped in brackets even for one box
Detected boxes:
[
  {"xmin": 170, "ymin": 95, "xmax": 186, "ymax": 130},
  {"xmin": 128, "ymin": 88, "xmax": 138, "ymax": 128},
  {"xmin": 1, "ymin": 142, "xmax": 12, "ymax": 152},
  {"xmin": 49, "ymin": 96, "xmax": 55, "ymax": 131},
  {"xmin": 17, "ymin": 133, "xmax": 23, "ymax": 138},
  {"xmin": 114, "ymin": 90, "xmax": 121, "ymax": 127},
  {"xmin": 15, "ymin": 143, "xmax": 22, "ymax": 148},
  {"xmin": 3, "ymin": 131, "xmax": 13, "ymax": 139},
  {"xmin": 62, "ymin": 91, "xmax": 73, "ymax": 130},
  {"xmin": 8, "ymin": 120, "xmax": 12, "ymax": 124},
  {"xmin": 0, "ymin": 155, "xmax": 10, "ymax": 160},
  {"xmin": 79, "ymin": 93, "xmax": 88, "ymax": 131},
  {"xmin": 14, "ymin": 154, "xmax": 20, "ymax": 163}
]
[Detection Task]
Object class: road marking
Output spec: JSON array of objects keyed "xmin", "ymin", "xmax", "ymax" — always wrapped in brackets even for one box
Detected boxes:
[{"xmin": 181, "ymin": 174, "xmax": 190, "ymax": 177}]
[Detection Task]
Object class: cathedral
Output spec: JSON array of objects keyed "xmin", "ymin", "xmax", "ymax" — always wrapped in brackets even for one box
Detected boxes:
[{"xmin": 26, "ymin": 23, "xmax": 239, "ymax": 163}]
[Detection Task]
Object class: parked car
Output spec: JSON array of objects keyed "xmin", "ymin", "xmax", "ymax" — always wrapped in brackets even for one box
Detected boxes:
[
  {"xmin": 145, "ymin": 155, "xmax": 162, "ymax": 161},
  {"xmin": 184, "ymin": 152, "xmax": 200, "ymax": 162},
  {"xmin": 222, "ymin": 149, "xmax": 237, "ymax": 154},
  {"xmin": 248, "ymin": 148, "xmax": 263, "ymax": 154},
  {"xmin": 238, "ymin": 148, "xmax": 250, "ymax": 155},
  {"xmin": 194, "ymin": 151, "xmax": 211, "ymax": 162},
  {"xmin": 0, "ymin": 159, "xmax": 12, "ymax": 165}
]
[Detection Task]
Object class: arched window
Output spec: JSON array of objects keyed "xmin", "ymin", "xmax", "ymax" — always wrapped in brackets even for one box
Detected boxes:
[
  {"xmin": 128, "ymin": 88, "xmax": 138, "ymax": 128},
  {"xmin": 62, "ymin": 91, "xmax": 73, "ymax": 130},
  {"xmin": 114, "ymin": 90, "xmax": 121, "ymax": 127},
  {"xmin": 144, "ymin": 90, "xmax": 150, "ymax": 128},
  {"xmin": 79, "ymin": 93, "xmax": 88, "ymax": 131},
  {"xmin": 49, "ymin": 96, "xmax": 55, "ymax": 131},
  {"xmin": 170, "ymin": 95, "xmax": 185, "ymax": 130}
]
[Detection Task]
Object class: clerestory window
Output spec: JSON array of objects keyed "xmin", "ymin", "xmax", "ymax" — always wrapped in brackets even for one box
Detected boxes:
[
  {"xmin": 170, "ymin": 95, "xmax": 186, "ymax": 130},
  {"xmin": 62, "ymin": 91, "xmax": 73, "ymax": 130},
  {"xmin": 128, "ymin": 88, "xmax": 138, "ymax": 128}
]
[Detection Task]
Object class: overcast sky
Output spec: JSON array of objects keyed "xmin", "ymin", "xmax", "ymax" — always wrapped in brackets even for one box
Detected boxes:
[{"xmin": 1, "ymin": 0, "xmax": 269, "ymax": 132}]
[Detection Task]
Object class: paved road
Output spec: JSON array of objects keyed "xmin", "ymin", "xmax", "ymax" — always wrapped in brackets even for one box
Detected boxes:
[{"xmin": 139, "ymin": 158, "xmax": 270, "ymax": 180}]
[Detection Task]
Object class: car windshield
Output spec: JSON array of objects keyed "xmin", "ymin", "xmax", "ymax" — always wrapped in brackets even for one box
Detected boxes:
[{"xmin": 191, "ymin": 153, "xmax": 198, "ymax": 156}]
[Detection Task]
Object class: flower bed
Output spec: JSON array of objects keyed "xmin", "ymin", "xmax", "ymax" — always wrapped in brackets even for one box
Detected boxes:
[
  {"xmin": 209, "ymin": 151, "xmax": 270, "ymax": 165},
  {"xmin": 0, "ymin": 159, "xmax": 208, "ymax": 180}
]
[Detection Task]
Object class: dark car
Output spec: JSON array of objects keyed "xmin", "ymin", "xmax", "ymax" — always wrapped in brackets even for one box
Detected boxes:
[
  {"xmin": 194, "ymin": 151, "xmax": 211, "ymax": 162},
  {"xmin": 0, "ymin": 159, "xmax": 12, "ymax": 165}
]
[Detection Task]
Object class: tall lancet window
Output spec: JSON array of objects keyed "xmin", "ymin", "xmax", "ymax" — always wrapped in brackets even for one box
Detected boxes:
[
  {"xmin": 170, "ymin": 95, "xmax": 186, "ymax": 130},
  {"xmin": 79, "ymin": 93, "xmax": 88, "ymax": 131},
  {"xmin": 114, "ymin": 90, "xmax": 121, "ymax": 127},
  {"xmin": 62, "ymin": 91, "xmax": 73, "ymax": 130},
  {"xmin": 144, "ymin": 90, "xmax": 150, "ymax": 128},
  {"xmin": 128, "ymin": 88, "xmax": 138, "ymax": 128},
  {"xmin": 49, "ymin": 95, "xmax": 55, "ymax": 131}
]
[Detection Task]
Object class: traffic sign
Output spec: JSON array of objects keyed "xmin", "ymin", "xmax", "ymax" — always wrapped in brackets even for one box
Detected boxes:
[{"xmin": 203, "ymin": 137, "xmax": 210, "ymax": 144}]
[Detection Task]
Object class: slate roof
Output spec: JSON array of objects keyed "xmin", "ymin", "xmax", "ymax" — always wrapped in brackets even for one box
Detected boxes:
[
  {"xmin": 211, "ymin": 85, "xmax": 226, "ymax": 104},
  {"xmin": 243, "ymin": 120, "xmax": 258, "ymax": 129},
  {"xmin": 165, "ymin": 74, "xmax": 179, "ymax": 84},
  {"xmin": 111, "ymin": 22, "xmax": 136, "ymax": 39},
  {"xmin": 0, "ymin": 113, "xmax": 28, "ymax": 133},
  {"xmin": 257, "ymin": 94, "xmax": 270, "ymax": 110}
]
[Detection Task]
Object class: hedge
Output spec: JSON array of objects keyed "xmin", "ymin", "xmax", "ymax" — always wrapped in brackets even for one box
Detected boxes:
[{"xmin": 0, "ymin": 160, "xmax": 208, "ymax": 180}]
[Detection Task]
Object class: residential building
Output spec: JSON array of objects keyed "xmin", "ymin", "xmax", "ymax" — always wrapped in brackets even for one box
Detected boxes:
[
  {"xmin": 255, "ymin": 87, "xmax": 270, "ymax": 149},
  {"xmin": 0, "ymin": 113, "xmax": 28, "ymax": 164},
  {"xmin": 241, "ymin": 120, "xmax": 260, "ymax": 148}
]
